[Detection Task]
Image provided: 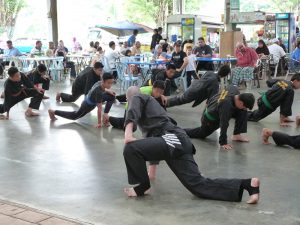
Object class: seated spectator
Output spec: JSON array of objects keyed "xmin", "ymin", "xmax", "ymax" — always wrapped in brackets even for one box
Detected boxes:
[
  {"xmin": 153, "ymin": 45, "xmax": 167, "ymax": 60},
  {"xmin": 231, "ymin": 42, "xmax": 258, "ymax": 86},
  {"xmin": 278, "ymin": 38, "xmax": 287, "ymax": 53},
  {"xmin": 171, "ymin": 42, "xmax": 188, "ymax": 77},
  {"xmin": 105, "ymin": 41, "xmax": 120, "ymax": 79},
  {"xmin": 4, "ymin": 40, "xmax": 22, "ymax": 57},
  {"xmin": 0, "ymin": 40, "xmax": 22, "ymax": 76},
  {"xmin": 256, "ymin": 40, "xmax": 270, "ymax": 58},
  {"xmin": 94, "ymin": 41, "xmax": 100, "ymax": 49},
  {"xmin": 162, "ymin": 43, "xmax": 171, "ymax": 55},
  {"xmin": 55, "ymin": 40, "xmax": 76, "ymax": 79},
  {"xmin": 131, "ymin": 41, "xmax": 142, "ymax": 55},
  {"xmin": 91, "ymin": 46, "xmax": 105, "ymax": 66},
  {"xmin": 30, "ymin": 41, "xmax": 44, "ymax": 56},
  {"xmin": 45, "ymin": 42, "xmax": 55, "ymax": 57},
  {"xmin": 292, "ymin": 40, "xmax": 300, "ymax": 66},
  {"xmin": 72, "ymin": 37, "xmax": 82, "ymax": 53},
  {"xmin": 120, "ymin": 41, "xmax": 130, "ymax": 55},
  {"xmin": 87, "ymin": 41, "xmax": 96, "ymax": 54},
  {"xmin": 268, "ymin": 38, "xmax": 286, "ymax": 64},
  {"xmin": 193, "ymin": 37, "xmax": 213, "ymax": 71}
]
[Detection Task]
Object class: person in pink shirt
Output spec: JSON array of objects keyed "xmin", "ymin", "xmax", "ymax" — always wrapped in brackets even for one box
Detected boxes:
[{"xmin": 231, "ymin": 43, "xmax": 258, "ymax": 85}]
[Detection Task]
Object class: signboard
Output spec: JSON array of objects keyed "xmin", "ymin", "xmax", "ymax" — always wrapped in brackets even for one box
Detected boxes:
[
  {"xmin": 230, "ymin": 0, "xmax": 240, "ymax": 10},
  {"xmin": 275, "ymin": 13, "xmax": 290, "ymax": 20},
  {"xmin": 181, "ymin": 18, "xmax": 195, "ymax": 26},
  {"xmin": 230, "ymin": 11, "xmax": 265, "ymax": 24},
  {"xmin": 202, "ymin": 26, "xmax": 207, "ymax": 39}
]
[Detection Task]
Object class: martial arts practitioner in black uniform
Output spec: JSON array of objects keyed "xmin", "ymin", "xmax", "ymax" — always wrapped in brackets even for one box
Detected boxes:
[
  {"xmin": 123, "ymin": 86, "xmax": 260, "ymax": 204},
  {"xmin": 109, "ymin": 81, "xmax": 166, "ymax": 129},
  {"xmin": 48, "ymin": 73, "xmax": 115, "ymax": 128},
  {"xmin": 145, "ymin": 64, "xmax": 176, "ymax": 96},
  {"xmin": 56, "ymin": 62, "xmax": 108, "ymax": 102},
  {"xmin": 248, "ymin": 74, "xmax": 300, "ymax": 126},
  {"xmin": 27, "ymin": 64, "xmax": 50, "ymax": 99},
  {"xmin": 185, "ymin": 85, "xmax": 255, "ymax": 150},
  {"xmin": 162, "ymin": 65, "xmax": 231, "ymax": 107},
  {"xmin": 261, "ymin": 121, "xmax": 300, "ymax": 149},
  {"xmin": 0, "ymin": 67, "xmax": 44, "ymax": 119}
]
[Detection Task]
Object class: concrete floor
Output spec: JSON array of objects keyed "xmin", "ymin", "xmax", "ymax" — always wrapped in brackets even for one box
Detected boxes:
[{"xmin": 0, "ymin": 79, "xmax": 300, "ymax": 225}]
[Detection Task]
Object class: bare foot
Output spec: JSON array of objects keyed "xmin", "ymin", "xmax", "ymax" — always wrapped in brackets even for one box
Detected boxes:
[
  {"xmin": 261, "ymin": 128, "xmax": 272, "ymax": 144},
  {"xmin": 124, "ymin": 187, "xmax": 150, "ymax": 197},
  {"xmin": 43, "ymin": 95, "xmax": 50, "ymax": 100},
  {"xmin": 56, "ymin": 93, "xmax": 61, "ymax": 102},
  {"xmin": 280, "ymin": 122, "xmax": 291, "ymax": 127},
  {"xmin": 48, "ymin": 109, "xmax": 57, "ymax": 121},
  {"xmin": 247, "ymin": 178, "xmax": 260, "ymax": 204},
  {"xmin": 25, "ymin": 109, "xmax": 39, "ymax": 117},
  {"xmin": 296, "ymin": 116, "xmax": 300, "ymax": 126},
  {"xmin": 232, "ymin": 134, "xmax": 249, "ymax": 142},
  {"xmin": 283, "ymin": 117, "xmax": 294, "ymax": 123}
]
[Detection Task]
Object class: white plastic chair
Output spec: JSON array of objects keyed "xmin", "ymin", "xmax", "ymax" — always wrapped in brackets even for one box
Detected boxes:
[
  {"xmin": 116, "ymin": 60, "xmax": 140, "ymax": 94},
  {"xmin": 49, "ymin": 57, "xmax": 64, "ymax": 81},
  {"xmin": 175, "ymin": 69, "xmax": 187, "ymax": 92}
]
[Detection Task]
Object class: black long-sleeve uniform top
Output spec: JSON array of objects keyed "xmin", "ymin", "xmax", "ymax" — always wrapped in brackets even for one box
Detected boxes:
[
  {"xmin": 3, "ymin": 73, "xmax": 34, "ymax": 110},
  {"xmin": 73, "ymin": 67, "xmax": 101, "ymax": 95},
  {"xmin": 125, "ymin": 94, "xmax": 192, "ymax": 157},
  {"xmin": 189, "ymin": 72, "xmax": 220, "ymax": 107},
  {"xmin": 125, "ymin": 94, "xmax": 185, "ymax": 137},
  {"xmin": 264, "ymin": 79, "xmax": 294, "ymax": 109},
  {"xmin": 205, "ymin": 85, "xmax": 240, "ymax": 145}
]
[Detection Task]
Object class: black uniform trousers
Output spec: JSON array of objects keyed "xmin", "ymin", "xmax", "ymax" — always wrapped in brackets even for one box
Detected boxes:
[
  {"xmin": 248, "ymin": 93, "xmax": 294, "ymax": 122},
  {"xmin": 247, "ymin": 99, "xmax": 275, "ymax": 122},
  {"xmin": 272, "ymin": 132, "xmax": 300, "ymax": 149},
  {"xmin": 0, "ymin": 89, "xmax": 44, "ymax": 114},
  {"xmin": 186, "ymin": 71, "xmax": 198, "ymax": 87},
  {"xmin": 185, "ymin": 110, "xmax": 248, "ymax": 139},
  {"xmin": 60, "ymin": 86, "xmax": 83, "ymax": 103},
  {"xmin": 123, "ymin": 136, "xmax": 244, "ymax": 201},
  {"xmin": 168, "ymin": 83, "xmax": 205, "ymax": 107},
  {"xmin": 55, "ymin": 93, "xmax": 115, "ymax": 120}
]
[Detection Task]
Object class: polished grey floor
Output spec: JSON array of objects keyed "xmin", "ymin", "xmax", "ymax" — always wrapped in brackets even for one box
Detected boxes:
[{"xmin": 0, "ymin": 78, "xmax": 300, "ymax": 225}]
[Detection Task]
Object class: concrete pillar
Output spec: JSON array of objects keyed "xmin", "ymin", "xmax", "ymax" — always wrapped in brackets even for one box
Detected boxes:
[
  {"xmin": 224, "ymin": 0, "xmax": 233, "ymax": 31},
  {"xmin": 46, "ymin": 0, "xmax": 58, "ymax": 45}
]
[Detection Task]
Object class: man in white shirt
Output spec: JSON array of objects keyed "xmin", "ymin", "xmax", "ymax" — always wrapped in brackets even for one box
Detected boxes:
[
  {"xmin": 30, "ymin": 41, "xmax": 44, "ymax": 56},
  {"xmin": 268, "ymin": 38, "xmax": 286, "ymax": 64},
  {"xmin": 105, "ymin": 41, "xmax": 119, "ymax": 79}
]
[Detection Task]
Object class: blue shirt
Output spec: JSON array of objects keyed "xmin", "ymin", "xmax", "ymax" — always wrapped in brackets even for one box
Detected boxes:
[
  {"xmin": 4, "ymin": 47, "xmax": 22, "ymax": 57},
  {"xmin": 127, "ymin": 35, "xmax": 136, "ymax": 47},
  {"xmin": 292, "ymin": 48, "xmax": 300, "ymax": 65}
]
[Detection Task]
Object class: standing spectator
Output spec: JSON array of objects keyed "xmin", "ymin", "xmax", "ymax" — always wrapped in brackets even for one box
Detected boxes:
[
  {"xmin": 30, "ymin": 41, "xmax": 44, "ymax": 56},
  {"xmin": 268, "ymin": 38, "xmax": 286, "ymax": 64},
  {"xmin": 150, "ymin": 29, "xmax": 158, "ymax": 51},
  {"xmin": 278, "ymin": 38, "xmax": 287, "ymax": 53},
  {"xmin": 185, "ymin": 45, "xmax": 198, "ymax": 87},
  {"xmin": 131, "ymin": 41, "xmax": 142, "ymax": 55},
  {"xmin": 231, "ymin": 42, "xmax": 258, "ymax": 86},
  {"xmin": 45, "ymin": 42, "xmax": 55, "ymax": 57},
  {"xmin": 72, "ymin": 37, "xmax": 82, "ymax": 53},
  {"xmin": 105, "ymin": 41, "xmax": 119, "ymax": 79},
  {"xmin": 255, "ymin": 40, "xmax": 270, "ymax": 58},
  {"xmin": 193, "ymin": 37, "xmax": 213, "ymax": 71},
  {"xmin": 127, "ymin": 30, "xmax": 138, "ymax": 47},
  {"xmin": 157, "ymin": 27, "xmax": 163, "ymax": 41}
]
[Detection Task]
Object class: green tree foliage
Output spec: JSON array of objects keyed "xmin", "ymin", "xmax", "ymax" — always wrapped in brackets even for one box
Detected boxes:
[
  {"xmin": 185, "ymin": 0, "xmax": 203, "ymax": 14},
  {"xmin": 0, "ymin": 0, "xmax": 26, "ymax": 39},
  {"xmin": 125, "ymin": 0, "xmax": 173, "ymax": 27},
  {"xmin": 271, "ymin": 0, "xmax": 299, "ymax": 13}
]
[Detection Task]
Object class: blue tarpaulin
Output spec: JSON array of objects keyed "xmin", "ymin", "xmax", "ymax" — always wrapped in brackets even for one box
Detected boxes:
[{"xmin": 95, "ymin": 20, "xmax": 153, "ymax": 37}]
